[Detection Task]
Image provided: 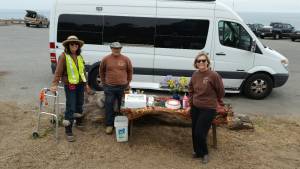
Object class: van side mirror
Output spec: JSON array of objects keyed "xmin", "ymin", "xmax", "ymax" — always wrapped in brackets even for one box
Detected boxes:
[{"xmin": 251, "ymin": 40, "xmax": 256, "ymax": 52}]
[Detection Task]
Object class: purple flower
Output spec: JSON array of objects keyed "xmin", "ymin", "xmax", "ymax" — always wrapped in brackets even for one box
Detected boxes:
[{"xmin": 160, "ymin": 75, "xmax": 173, "ymax": 88}]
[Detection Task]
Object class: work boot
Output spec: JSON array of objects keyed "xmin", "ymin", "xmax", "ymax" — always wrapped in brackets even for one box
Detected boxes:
[
  {"xmin": 75, "ymin": 117, "xmax": 84, "ymax": 129},
  {"xmin": 105, "ymin": 126, "xmax": 114, "ymax": 135},
  {"xmin": 65, "ymin": 132, "xmax": 75, "ymax": 142},
  {"xmin": 192, "ymin": 152, "xmax": 200, "ymax": 158},
  {"xmin": 201, "ymin": 155, "xmax": 209, "ymax": 164},
  {"xmin": 65, "ymin": 121, "xmax": 75, "ymax": 142},
  {"xmin": 74, "ymin": 113, "xmax": 83, "ymax": 118}
]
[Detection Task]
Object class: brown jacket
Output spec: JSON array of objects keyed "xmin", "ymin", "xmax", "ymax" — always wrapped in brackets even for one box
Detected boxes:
[
  {"xmin": 52, "ymin": 53, "xmax": 87, "ymax": 86},
  {"xmin": 188, "ymin": 69, "xmax": 225, "ymax": 109},
  {"xmin": 99, "ymin": 54, "xmax": 133, "ymax": 86}
]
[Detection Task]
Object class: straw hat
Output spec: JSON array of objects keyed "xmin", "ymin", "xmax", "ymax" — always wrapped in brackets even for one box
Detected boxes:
[{"xmin": 62, "ymin": 35, "xmax": 84, "ymax": 48}]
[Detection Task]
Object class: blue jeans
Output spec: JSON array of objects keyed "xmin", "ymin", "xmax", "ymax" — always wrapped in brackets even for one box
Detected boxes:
[
  {"xmin": 104, "ymin": 84, "xmax": 126, "ymax": 126},
  {"xmin": 64, "ymin": 84, "xmax": 84, "ymax": 123}
]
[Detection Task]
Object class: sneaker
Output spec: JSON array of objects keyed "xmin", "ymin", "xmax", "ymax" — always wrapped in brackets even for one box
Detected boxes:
[
  {"xmin": 105, "ymin": 126, "xmax": 114, "ymax": 135},
  {"xmin": 66, "ymin": 133, "xmax": 75, "ymax": 142},
  {"xmin": 201, "ymin": 155, "xmax": 209, "ymax": 164}
]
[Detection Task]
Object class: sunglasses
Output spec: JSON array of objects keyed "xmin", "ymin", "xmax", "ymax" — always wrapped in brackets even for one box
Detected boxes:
[
  {"xmin": 196, "ymin": 59, "xmax": 207, "ymax": 63},
  {"xmin": 70, "ymin": 43, "xmax": 79, "ymax": 46}
]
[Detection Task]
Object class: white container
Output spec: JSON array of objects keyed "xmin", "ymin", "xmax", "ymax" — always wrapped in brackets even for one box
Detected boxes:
[
  {"xmin": 114, "ymin": 116, "xmax": 129, "ymax": 142},
  {"xmin": 124, "ymin": 94, "xmax": 147, "ymax": 108}
]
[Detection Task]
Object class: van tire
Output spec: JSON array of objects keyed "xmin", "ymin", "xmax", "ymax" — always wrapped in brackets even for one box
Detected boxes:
[
  {"xmin": 274, "ymin": 33, "xmax": 280, "ymax": 40},
  {"xmin": 243, "ymin": 73, "xmax": 273, "ymax": 99},
  {"xmin": 291, "ymin": 38, "xmax": 295, "ymax": 41},
  {"xmin": 88, "ymin": 68, "xmax": 103, "ymax": 91}
]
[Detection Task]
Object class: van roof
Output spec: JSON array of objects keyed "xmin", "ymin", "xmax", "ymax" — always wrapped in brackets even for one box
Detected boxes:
[
  {"xmin": 56, "ymin": 0, "xmax": 217, "ymax": 7},
  {"xmin": 54, "ymin": 0, "xmax": 242, "ymax": 23}
]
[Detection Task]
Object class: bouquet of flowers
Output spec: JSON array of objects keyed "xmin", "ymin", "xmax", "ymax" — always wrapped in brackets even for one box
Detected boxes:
[{"xmin": 160, "ymin": 75, "xmax": 189, "ymax": 94}]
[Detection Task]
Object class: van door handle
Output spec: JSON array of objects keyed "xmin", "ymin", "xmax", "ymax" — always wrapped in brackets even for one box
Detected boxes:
[{"xmin": 216, "ymin": 52, "xmax": 226, "ymax": 56}]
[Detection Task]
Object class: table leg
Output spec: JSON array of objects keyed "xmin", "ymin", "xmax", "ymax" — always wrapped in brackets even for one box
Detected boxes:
[{"xmin": 128, "ymin": 120, "xmax": 133, "ymax": 139}]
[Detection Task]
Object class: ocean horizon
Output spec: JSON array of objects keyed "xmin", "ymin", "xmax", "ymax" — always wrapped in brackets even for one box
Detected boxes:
[
  {"xmin": 0, "ymin": 9, "xmax": 299, "ymax": 29},
  {"xmin": 0, "ymin": 9, "xmax": 50, "ymax": 20}
]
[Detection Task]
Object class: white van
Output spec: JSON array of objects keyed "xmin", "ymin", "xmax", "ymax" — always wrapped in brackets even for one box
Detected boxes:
[{"xmin": 49, "ymin": 0, "xmax": 289, "ymax": 99}]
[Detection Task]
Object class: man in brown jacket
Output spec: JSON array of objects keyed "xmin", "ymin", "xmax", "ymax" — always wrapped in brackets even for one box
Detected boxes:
[{"xmin": 99, "ymin": 42, "xmax": 133, "ymax": 134}]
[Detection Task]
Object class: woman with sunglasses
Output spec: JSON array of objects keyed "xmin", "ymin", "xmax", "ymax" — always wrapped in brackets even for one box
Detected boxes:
[
  {"xmin": 50, "ymin": 35, "xmax": 92, "ymax": 142},
  {"xmin": 188, "ymin": 51, "xmax": 225, "ymax": 164}
]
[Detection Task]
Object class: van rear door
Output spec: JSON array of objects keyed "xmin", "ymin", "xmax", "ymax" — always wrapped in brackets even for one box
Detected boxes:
[{"xmin": 213, "ymin": 19, "xmax": 255, "ymax": 90}]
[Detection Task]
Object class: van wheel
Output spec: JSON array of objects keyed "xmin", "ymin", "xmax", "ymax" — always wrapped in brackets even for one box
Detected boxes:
[
  {"xmin": 274, "ymin": 33, "xmax": 280, "ymax": 39},
  {"xmin": 260, "ymin": 35, "xmax": 264, "ymax": 39},
  {"xmin": 88, "ymin": 68, "xmax": 103, "ymax": 91},
  {"xmin": 291, "ymin": 38, "xmax": 295, "ymax": 41},
  {"xmin": 243, "ymin": 73, "xmax": 273, "ymax": 99}
]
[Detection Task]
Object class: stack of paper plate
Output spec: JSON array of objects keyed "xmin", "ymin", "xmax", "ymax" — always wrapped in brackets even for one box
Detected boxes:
[{"xmin": 165, "ymin": 99, "xmax": 181, "ymax": 110}]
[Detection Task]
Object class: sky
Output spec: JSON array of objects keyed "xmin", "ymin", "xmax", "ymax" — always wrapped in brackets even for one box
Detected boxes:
[
  {"xmin": 0, "ymin": 0, "xmax": 300, "ymax": 13},
  {"xmin": 219, "ymin": 0, "xmax": 300, "ymax": 13}
]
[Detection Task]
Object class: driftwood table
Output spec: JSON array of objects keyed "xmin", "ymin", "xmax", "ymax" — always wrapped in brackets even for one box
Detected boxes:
[{"xmin": 120, "ymin": 101, "xmax": 232, "ymax": 148}]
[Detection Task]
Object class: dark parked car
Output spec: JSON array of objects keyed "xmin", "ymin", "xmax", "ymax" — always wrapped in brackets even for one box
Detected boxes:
[
  {"xmin": 247, "ymin": 23, "xmax": 264, "ymax": 36},
  {"xmin": 260, "ymin": 22, "xmax": 295, "ymax": 39},
  {"xmin": 290, "ymin": 30, "xmax": 300, "ymax": 41}
]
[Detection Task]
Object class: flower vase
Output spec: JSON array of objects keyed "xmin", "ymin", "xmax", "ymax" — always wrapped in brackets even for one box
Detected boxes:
[{"xmin": 172, "ymin": 92, "xmax": 181, "ymax": 100}]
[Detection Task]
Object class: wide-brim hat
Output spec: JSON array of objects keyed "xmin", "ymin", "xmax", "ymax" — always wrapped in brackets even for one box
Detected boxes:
[
  {"xmin": 110, "ymin": 42, "xmax": 122, "ymax": 48},
  {"xmin": 62, "ymin": 35, "xmax": 84, "ymax": 48}
]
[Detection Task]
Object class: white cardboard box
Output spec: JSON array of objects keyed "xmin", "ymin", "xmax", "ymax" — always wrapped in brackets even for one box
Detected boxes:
[{"xmin": 124, "ymin": 94, "xmax": 147, "ymax": 108}]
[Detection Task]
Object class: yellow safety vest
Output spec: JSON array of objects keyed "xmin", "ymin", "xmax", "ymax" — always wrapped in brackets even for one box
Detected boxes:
[{"xmin": 65, "ymin": 53, "xmax": 87, "ymax": 84}]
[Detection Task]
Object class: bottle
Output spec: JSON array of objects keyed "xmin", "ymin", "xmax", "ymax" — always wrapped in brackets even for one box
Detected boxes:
[
  {"xmin": 147, "ymin": 96, "xmax": 154, "ymax": 107},
  {"xmin": 182, "ymin": 94, "xmax": 189, "ymax": 109}
]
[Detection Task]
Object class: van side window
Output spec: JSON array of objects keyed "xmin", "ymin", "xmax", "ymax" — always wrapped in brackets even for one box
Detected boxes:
[
  {"xmin": 57, "ymin": 14, "xmax": 103, "ymax": 45},
  {"xmin": 103, "ymin": 16, "xmax": 155, "ymax": 46},
  {"xmin": 219, "ymin": 21, "xmax": 252, "ymax": 51},
  {"xmin": 155, "ymin": 19, "xmax": 209, "ymax": 49},
  {"xmin": 57, "ymin": 14, "xmax": 209, "ymax": 50}
]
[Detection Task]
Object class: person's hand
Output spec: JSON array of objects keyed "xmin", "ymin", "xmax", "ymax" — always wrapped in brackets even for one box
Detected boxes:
[
  {"xmin": 185, "ymin": 107, "xmax": 191, "ymax": 118},
  {"xmin": 125, "ymin": 83, "xmax": 131, "ymax": 90},
  {"xmin": 124, "ymin": 83, "xmax": 131, "ymax": 94},
  {"xmin": 184, "ymin": 107, "xmax": 191, "ymax": 118},
  {"xmin": 85, "ymin": 85, "xmax": 95, "ymax": 95},
  {"xmin": 186, "ymin": 106, "xmax": 191, "ymax": 113},
  {"xmin": 50, "ymin": 85, "xmax": 57, "ymax": 93}
]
